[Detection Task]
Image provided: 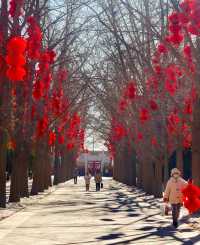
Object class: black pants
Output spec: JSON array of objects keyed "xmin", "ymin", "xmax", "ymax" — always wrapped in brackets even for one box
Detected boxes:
[
  {"xmin": 171, "ymin": 203, "xmax": 181, "ymax": 224},
  {"xmin": 96, "ymin": 183, "xmax": 100, "ymax": 191},
  {"xmin": 74, "ymin": 176, "xmax": 77, "ymax": 184}
]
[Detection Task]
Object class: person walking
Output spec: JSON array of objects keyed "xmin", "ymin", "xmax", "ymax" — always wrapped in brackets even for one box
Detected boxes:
[
  {"xmin": 95, "ymin": 171, "xmax": 102, "ymax": 191},
  {"xmin": 73, "ymin": 167, "xmax": 79, "ymax": 184},
  {"xmin": 163, "ymin": 168, "xmax": 187, "ymax": 228},
  {"xmin": 84, "ymin": 171, "xmax": 91, "ymax": 191}
]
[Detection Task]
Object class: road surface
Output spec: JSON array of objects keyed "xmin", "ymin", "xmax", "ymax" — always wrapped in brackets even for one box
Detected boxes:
[{"xmin": 0, "ymin": 177, "xmax": 199, "ymax": 245}]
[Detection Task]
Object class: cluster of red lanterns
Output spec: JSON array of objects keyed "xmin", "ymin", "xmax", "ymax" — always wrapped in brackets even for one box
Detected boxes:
[
  {"xmin": 6, "ymin": 37, "xmax": 27, "ymax": 82},
  {"xmin": 27, "ymin": 17, "xmax": 42, "ymax": 60},
  {"xmin": 107, "ymin": 0, "xmax": 198, "ymax": 157},
  {"xmin": 3, "ymin": 1, "xmax": 86, "ymax": 156}
]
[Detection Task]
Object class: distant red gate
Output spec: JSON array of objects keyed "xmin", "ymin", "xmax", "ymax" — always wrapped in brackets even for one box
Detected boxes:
[{"xmin": 88, "ymin": 161, "xmax": 101, "ymax": 174}]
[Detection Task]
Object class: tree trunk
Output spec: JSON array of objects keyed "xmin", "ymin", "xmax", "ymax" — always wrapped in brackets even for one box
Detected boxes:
[
  {"xmin": 143, "ymin": 158, "xmax": 154, "ymax": 194},
  {"xmin": 9, "ymin": 153, "xmax": 21, "ymax": 203},
  {"xmin": 31, "ymin": 141, "xmax": 45, "ymax": 195},
  {"xmin": 153, "ymin": 159, "xmax": 163, "ymax": 197},
  {"xmin": 176, "ymin": 137, "xmax": 183, "ymax": 175},
  {"xmin": 19, "ymin": 149, "xmax": 29, "ymax": 198},
  {"xmin": 0, "ymin": 129, "xmax": 8, "ymax": 207},
  {"xmin": 137, "ymin": 161, "xmax": 143, "ymax": 188},
  {"xmin": 192, "ymin": 98, "xmax": 200, "ymax": 185}
]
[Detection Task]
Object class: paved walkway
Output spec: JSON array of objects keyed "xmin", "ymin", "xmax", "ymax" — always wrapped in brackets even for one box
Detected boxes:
[{"xmin": 0, "ymin": 177, "xmax": 200, "ymax": 245}]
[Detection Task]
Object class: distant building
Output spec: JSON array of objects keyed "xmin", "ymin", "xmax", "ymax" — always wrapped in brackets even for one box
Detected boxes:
[{"xmin": 76, "ymin": 151, "xmax": 113, "ymax": 176}]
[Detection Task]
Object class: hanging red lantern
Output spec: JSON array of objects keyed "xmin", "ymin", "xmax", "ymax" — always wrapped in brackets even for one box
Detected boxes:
[
  {"xmin": 183, "ymin": 45, "xmax": 192, "ymax": 60},
  {"xmin": 124, "ymin": 82, "xmax": 136, "ymax": 100},
  {"xmin": 139, "ymin": 108, "xmax": 150, "ymax": 123},
  {"xmin": 151, "ymin": 136, "xmax": 158, "ymax": 146},
  {"xmin": 27, "ymin": 17, "xmax": 42, "ymax": 60},
  {"xmin": 58, "ymin": 135, "xmax": 65, "ymax": 144},
  {"xmin": 36, "ymin": 115, "xmax": 49, "ymax": 137},
  {"xmin": 67, "ymin": 143, "xmax": 74, "ymax": 150},
  {"xmin": 48, "ymin": 131, "xmax": 56, "ymax": 146},
  {"xmin": 149, "ymin": 100, "xmax": 158, "ymax": 111},
  {"xmin": 32, "ymin": 80, "xmax": 45, "ymax": 100},
  {"xmin": 183, "ymin": 133, "xmax": 192, "ymax": 148},
  {"xmin": 6, "ymin": 37, "xmax": 27, "ymax": 81},
  {"xmin": 157, "ymin": 43, "xmax": 168, "ymax": 54},
  {"xmin": 184, "ymin": 99, "xmax": 193, "ymax": 115},
  {"xmin": 165, "ymin": 80, "xmax": 177, "ymax": 96},
  {"xmin": 9, "ymin": 0, "xmax": 24, "ymax": 17},
  {"xmin": 137, "ymin": 132, "xmax": 143, "ymax": 141},
  {"xmin": 118, "ymin": 99, "xmax": 128, "ymax": 112}
]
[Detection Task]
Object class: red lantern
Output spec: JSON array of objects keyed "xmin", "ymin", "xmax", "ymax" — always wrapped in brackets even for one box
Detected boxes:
[
  {"xmin": 149, "ymin": 100, "xmax": 158, "ymax": 111},
  {"xmin": 6, "ymin": 37, "xmax": 27, "ymax": 81},
  {"xmin": 165, "ymin": 80, "xmax": 177, "ymax": 96},
  {"xmin": 32, "ymin": 80, "xmax": 45, "ymax": 100},
  {"xmin": 27, "ymin": 17, "xmax": 42, "ymax": 60},
  {"xmin": 157, "ymin": 43, "xmax": 167, "ymax": 54},
  {"xmin": 151, "ymin": 136, "xmax": 158, "ymax": 146},
  {"xmin": 184, "ymin": 99, "xmax": 193, "ymax": 115},
  {"xmin": 9, "ymin": 0, "xmax": 24, "ymax": 17},
  {"xmin": 124, "ymin": 82, "xmax": 136, "ymax": 100},
  {"xmin": 67, "ymin": 143, "xmax": 74, "ymax": 150},
  {"xmin": 187, "ymin": 24, "xmax": 200, "ymax": 35},
  {"xmin": 36, "ymin": 115, "xmax": 49, "ymax": 137},
  {"xmin": 137, "ymin": 132, "xmax": 143, "ymax": 141},
  {"xmin": 58, "ymin": 135, "xmax": 65, "ymax": 144},
  {"xmin": 139, "ymin": 108, "xmax": 150, "ymax": 123},
  {"xmin": 183, "ymin": 133, "xmax": 192, "ymax": 148},
  {"xmin": 118, "ymin": 99, "xmax": 128, "ymax": 112},
  {"xmin": 48, "ymin": 131, "xmax": 56, "ymax": 146},
  {"xmin": 183, "ymin": 45, "xmax": 192, "ymax": 60}
]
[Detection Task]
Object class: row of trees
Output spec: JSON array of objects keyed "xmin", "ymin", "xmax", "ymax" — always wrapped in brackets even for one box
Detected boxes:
[
  {"xmin": 0, "ymin": 0, "xmax": 93, "ymax": 208},
  {"xmin": 1, "ymin": 0, "xmax": 199, "ymax": 208},
  {"xmin": 87, "ymin": 0, "xmax": 200, "ymax": 197}
]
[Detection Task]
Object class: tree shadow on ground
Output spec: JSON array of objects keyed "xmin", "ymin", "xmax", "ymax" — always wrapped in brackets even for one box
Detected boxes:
[
  {"xmin": 95, "ymin": 225, "xmax": 198, "ymax": 245},
  {"xmin": 98, "ymin": 182, "xmax": 200, "ymax": 244}
]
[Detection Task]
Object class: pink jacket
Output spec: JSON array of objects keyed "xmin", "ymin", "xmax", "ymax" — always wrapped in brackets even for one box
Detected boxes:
[{"xmin": 164, "ymin": 177, "xmax": 187, "ymax": 204}]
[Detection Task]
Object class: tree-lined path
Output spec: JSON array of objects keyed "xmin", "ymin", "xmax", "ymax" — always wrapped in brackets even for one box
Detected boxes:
[
  {"xmin": 1, "ymin": 0, "xmax": 200, "ymax": 244},
  {"xmin": 0, "ymin": 178, "xmax": 199, "ymax": 245}
]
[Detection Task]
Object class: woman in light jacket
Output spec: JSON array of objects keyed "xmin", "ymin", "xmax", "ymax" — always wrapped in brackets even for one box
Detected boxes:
[
  {"xmin": 163, "ymin": 168, "xmax": 187, "ymax": 228},
  {"xmin": 84, "ymin": 171, "xmax": 91, "ymax": 192}
]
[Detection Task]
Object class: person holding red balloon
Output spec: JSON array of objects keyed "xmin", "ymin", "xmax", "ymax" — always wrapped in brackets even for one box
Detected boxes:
[{"xmin": 163, "ymin": 168, "xmax": 187, "ymax": 228}]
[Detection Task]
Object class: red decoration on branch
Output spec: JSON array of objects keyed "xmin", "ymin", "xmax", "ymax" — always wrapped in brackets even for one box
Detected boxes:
[
  {"xmin": 118, "ymin": 99, "xmax": 128, "ymax": 112},
  {"xmin": 149, "ymin": 100, "xmax": 158, "ymax": 111},
  {"xmin": 183, "ymin": 45, "xmax": 192, "ymax": 60},
  {"xmin": 32, "ymin": 80, "xmax": 45, "ymax": 100},
  {"xmin": 157, "ymin": 43, "xmax": 168, "ymax": 54},
  {"xmin": 9, "ymin": 0, "xmax": 24, "ymax": 17},
  {"xmin": 184, "ymin": 99, "xmax": 193, "ymax": 115},
  {"xmin": 6, "ymin": 37, "xmax": 27, "ymax": 81},
  {"xmin": 58, "ymin": 135, "xmax": 65, "ymax": 144},
  {"xmin": 124, "ymin": 82, "xmax": 136, "ymax": 100},
  {"xmin": 167, "ymin": 12, "xmax": 184, "ymax": 46},
  {"xmin": 27, "ymin": 17, "xmax": 42, "ymax": 60},
  {"xmin": 67, "ymin": 143, "xmax": 74, "ymax": 150},
  {"xmin": 151, "ymin": 136, "xmax": 158, "ymax": 146},
  {"xmin": 48, "ymin": 131, "xmax": 56, "ymax": 146},
  {"xmin": 139, "ymin": 108, "xmax": 150, "ymax": 123},
  {"xmin": 167, "ymin": 112, "xmax": 180, "ymax": 135},
  {"xmin": 36, "ymin": 115, "xmax": 49, "ymax": 137}
]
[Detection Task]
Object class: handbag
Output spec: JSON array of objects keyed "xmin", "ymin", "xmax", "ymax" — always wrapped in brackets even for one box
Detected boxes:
[
  {"xmin": 101, "ymin": 182, "xmax": 103, "ymax": 188},
  {"xmin": 165, "ymin": 204, "xmax": 170, "ymax": 215},
  {"xmin": 160, "ymin": 203, "xmax": 171, "ymax": 216}
]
